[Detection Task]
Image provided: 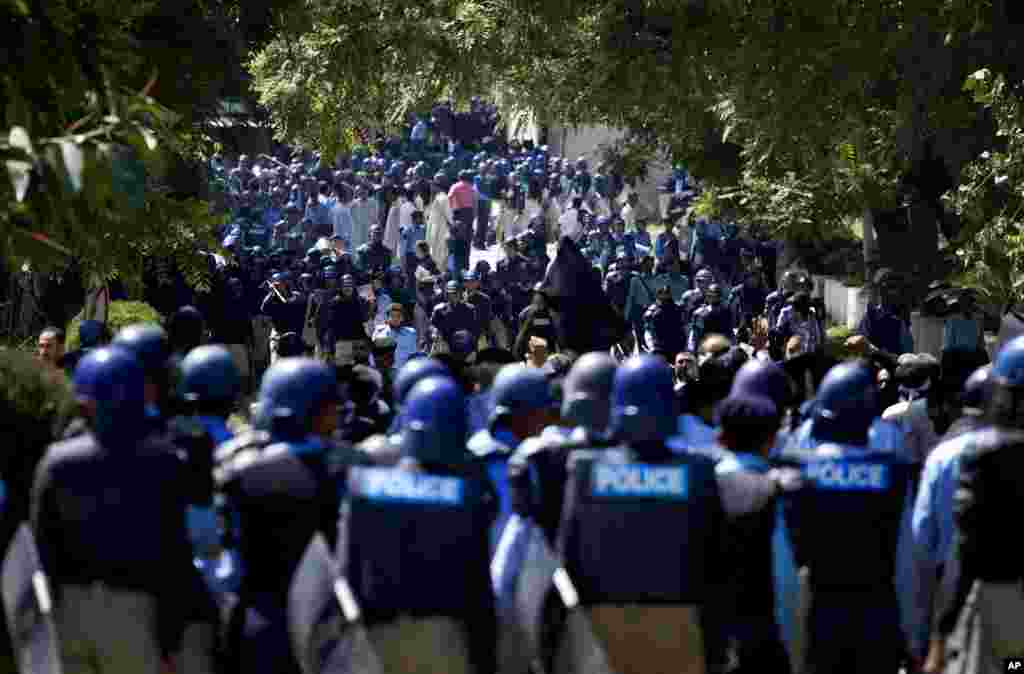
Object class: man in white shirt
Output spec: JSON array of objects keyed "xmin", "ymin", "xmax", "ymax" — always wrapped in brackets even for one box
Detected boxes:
[
  {"xmin": 621, "ymin": 192, "xmax": 639, "ymax": 234},
  {"xmin": 558, "ymin": 196, "xmax": 584, "ymax": 243}
]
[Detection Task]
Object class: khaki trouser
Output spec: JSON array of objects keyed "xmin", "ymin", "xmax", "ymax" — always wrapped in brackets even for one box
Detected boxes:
[
  {"xmin": 554, "ymin": 605, "xmax": 706, "ymax": 674},
  {"xmin": 964, "ymin": 581, "xmax": 1024, "ymax": 674},
  {"xmin": 55, "ymin": 584, "xmax": 163, "ymax": 674},
  {"xmin": 368, "ymin": 617, "xmax": 472, "ymax": 674}
]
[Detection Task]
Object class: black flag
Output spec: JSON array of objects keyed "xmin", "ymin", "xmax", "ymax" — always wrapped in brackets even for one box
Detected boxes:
[{"xmin": 540, "ymin": 237, "xmax": 627, "ymax": 354}]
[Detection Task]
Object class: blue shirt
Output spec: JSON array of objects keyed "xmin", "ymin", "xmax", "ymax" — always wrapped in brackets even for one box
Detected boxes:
[
  {"xmin": 905, "ymin": 431, "xmax": 975, "ymax": 655},
  {"xmin": 675, "ymin": 414, "xmax": 719, "ymax": 450},
  {"xmin": 399, "ymin": 223, "xmax": 427, "ymax": 260},
  {"xmin": 655, "ymin": 232, "xmax": 678, "ymax": 262}
]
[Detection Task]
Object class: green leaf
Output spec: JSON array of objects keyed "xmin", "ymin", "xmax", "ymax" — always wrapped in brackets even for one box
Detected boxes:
[
  {"xmin": 6, "ymin": 159, "xmax": 32, "ymax": 201},
  {"xmin": 58, "ymin": 140, "xmax": 85, "ymax": 193},
  {"xmin": 9, "ymin": 126, "xmax": 34, "ymax": 157}
]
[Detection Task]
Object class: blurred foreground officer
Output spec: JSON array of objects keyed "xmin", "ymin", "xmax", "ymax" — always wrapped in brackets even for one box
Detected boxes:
[
  {"xmin": 337, "ymin": 376, "xmax": 498, "ymax": 674},
  {"xmin": 508, "ymin": 352, "xmax": 619, "ymax": 545},
  {"xmin": 778, "ymin": 361, "xmax": 916, "ymax": 674},
  {"xmin": 32, "ymin": 347, "xmax": 210, "ymax": 674},
  {"xmin": 468, "ymin": 364, "xmax": 560, "ymax": 552},
  {"xmin": 216, "ymin": 358, "xmax": 345, "ymax": 674},
  {"xmin": 713, "ymin": 393, "xmax": 793, "ymax": 674},
  {"xmin": 927, "ymin": 336, "xmax": 1024, "ymax": 674},
  {"xmin": 112, "ymin": 323, "xmax": 173, "ymax": 431},
  {"xmin": 546, "ymin": 355, "xmax": 731, "ymax": 673},
  {"xmin": 173, "ymin": 345, "xmax": 242, "ymax": 597}
]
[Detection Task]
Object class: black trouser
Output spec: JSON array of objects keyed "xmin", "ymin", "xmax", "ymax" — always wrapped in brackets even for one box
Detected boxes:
[{"xmin": 475, "ymin": 197, "xmax": 491, "ymax": 247}]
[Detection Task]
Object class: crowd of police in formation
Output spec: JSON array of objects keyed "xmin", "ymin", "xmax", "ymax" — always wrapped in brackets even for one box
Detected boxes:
[{"xmin": 1, "ymin": 115, "xmax": 1020, "ymax": 674}]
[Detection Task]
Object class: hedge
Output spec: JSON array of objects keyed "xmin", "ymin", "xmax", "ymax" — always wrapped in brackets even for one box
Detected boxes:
[{"xmin": 65, "ymin": 300, "xmax": 163, "ymax": 351}]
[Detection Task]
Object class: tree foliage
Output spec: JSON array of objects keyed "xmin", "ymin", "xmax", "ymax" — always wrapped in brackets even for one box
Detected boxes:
[
  {"xmin": 0, "ymin": 0, "xmax": 295, "ymax": 292},
  {"xmin": 251, "ymin": 0, "xmax": 1024, "ymax": 287}
]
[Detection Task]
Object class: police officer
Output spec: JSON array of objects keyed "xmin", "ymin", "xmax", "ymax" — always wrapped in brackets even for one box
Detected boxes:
[
  {"xmin": 112, "ymin": 323, "xmax": 173, "ymax": 430},
  {"xmin": 260, "ymin": 272, "xmax": 307, "ymax": 364},
  {"xmin": 778, "ymin": 361, "xmax": 915, "ymax": 674},
  {"xmin": 323, "ymin": 274, "xmax": 369, "ymax": 365},
  {"xmin": 216, "ymin": 358, "xmax": 346, "ymax": 674},
  {"xmin": 337, "ymin": 375, "xmax": 498, "ymax": 673},
  {"xmin": 468, "ymin": 364, "xmax": 560, "ymax": 551},
  {"xmin": 545, "ymin": 355, "xmax": 788, "ymax": 673},
  {"xmin": 688, "ymin": 284, "xmax": 735, "ymax": 353},
  {"xmin": 644, "ymin": 285, "xmax": 686, "ymax": 359},
  {"xmin": 925, "ymin": 337, "xmax": 1024, "ymax": 674},
  {"xmin": 209, "ymin": 277, "xmax": 255, "ymax": 391},
  {"xmin": 430, "ymin": 280, "xmax": 478, "ymax": 354},
  {"xmin": 513, "ymin": 284, "xmax": 559, "ymax": 361},
  {"xmin": 731, "ymin": 266, "xmax": 769, "ymax": 345},
  {"xmin": 712, "ymin": 388, "xmax": 795, "ymax": 674},
  {"xmin": 356, "ymin": 224, "xmax": 393, "ymax": 281},
  {"xmin": 464, "ymin": 269, "xmax": 500, "ymax": 348},
  {"xmin": 508, "ymin": 352, "xmax": 619, "ymax": 545},
  {"xmin": 59, "ymin": 319, "xmax": 108, "ymax": 374},
  {"xmin": 167, "ymin": 305, "xmax": 206, "ymax": 362},
  {"xmin": 680, "ymin": 267, "xmax": 715, "ymax": 333},
  {"xmin": 33, "ymin": 347, "xmax": 215, "ymax": 673},
  {"xmin": 765, "ymin": 269, "xmax": 800, "ymax": 333}
]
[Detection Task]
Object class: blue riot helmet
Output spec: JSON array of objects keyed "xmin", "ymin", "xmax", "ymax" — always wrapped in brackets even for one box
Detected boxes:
[
  {"xmin": 299, "ymin": 272, "xmax": 315, "ymax": 292},
  {"xmin": 253, "ymin": 358, "xmax": 338, "ymax": 439},
  {"xmin": 962, "ymin": 364, "xmax": 993, "ymax": 411},
  {"xmin": 178, "ymin": 345, "xmax": 240, "ymax": 408},
  {"xmin": 988, "ymin": 335, "xmax": 1024, "ymax": 426},
  {"xmin": 489, "ymin": 364, "xmax": 558, "ymax": 430},
  {"xmin": 400, "ymin": 375, "xmax": 468, "ymax": 467},
  {"xmin": 609, "ymin": 354, "xmax": 676, "ymax": 447},
  {"xmin": 730, "ymin": 359, "xmax": 795, "ymax": 411},
  {"xmin": 73, "ymin": 346, "xmax": 146, "ymax": 446},
  {"xmin": 323, "ymin": 265, "xmax": 338, "ymax": 281},
  {"xmin": 166, "ymin": 305, "xmax": 205, "ymax": 355},
  {"xmin": 560, "ymin": 352, "xmax": 618, "ymax": 434},
  {"xmin": 78, "ymin": 319, "xmax": 106, "ymax": 350},
  {"xmin": 112, "ymin": 324, "xmax": 171, "ymax": 385},
  {"xmin": 393, "ymin": 357, "xmax": 450, "ymax": 408},
  {"xmin": 810, "ymin": 361, "xmax": 879, "ymax": 445}
]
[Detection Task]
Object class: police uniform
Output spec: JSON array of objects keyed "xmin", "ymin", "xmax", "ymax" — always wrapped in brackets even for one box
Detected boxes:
[
  {"xmin": 32, "ymin": 348, "xmax": 215, "ymax": 672},
  {"xmin": 778, "ymin": 362, "xmax": 915, "ymax": 674},
  {"xmin": 356, "ymin": 241, "xmax": 393, "ymax": 281},
  {"xmin": 430, "ymin": 298, "xmax": 478, "ymax": 353},
  {"xmin": 679, "ymin": 288, "xmax": 706, "ymax": 335},
  {"xmin": 261, "ymin": 289, "xmax": 307, "ymax": 364},
  {"xmin": 688, "ymin": 302, "xmax": 735, "ymax": 353},
  {"xmin": 336, "ymin": 375, "xmax": 499, "ymax": 674},
  {"xmin": 215, "ymin": 360, "xmax": 349, "ymax": 674},
  {"xmin": 643, "ymin": 296, "xmax": 686, "ymax": 358}
]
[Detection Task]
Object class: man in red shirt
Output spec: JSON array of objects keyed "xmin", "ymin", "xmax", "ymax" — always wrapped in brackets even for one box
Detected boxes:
[{"xmin": 447, "ymin": 170, "xmax": 477, "ymax": 274}]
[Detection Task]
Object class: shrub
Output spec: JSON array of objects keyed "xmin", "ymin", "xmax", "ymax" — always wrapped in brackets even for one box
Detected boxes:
[
  {"xmin": 0, "ymin": 349, "xmax": 75, "ymax": 461},
  {"xmin": 65, "ymin": 300, "xmax": 163, "ymax": 351}
]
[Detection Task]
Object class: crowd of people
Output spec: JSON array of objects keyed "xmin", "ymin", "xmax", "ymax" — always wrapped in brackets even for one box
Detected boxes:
[{"xmin": 0, "ymin": 112, "xmax": 1016, "ymax": 674}]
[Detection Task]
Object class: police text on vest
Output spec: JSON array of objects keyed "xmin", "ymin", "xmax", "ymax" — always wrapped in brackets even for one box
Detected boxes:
[
  {"xmin": 358, "ymin": 468, "xmax": 463, "ymax": 505},
  {"xmin": 803, "ymin": 461, "xmax": 888, "ymax": 491},
  {"xmin": 591, "ymin": 463, "xmax": 688, "ymax": 500}
]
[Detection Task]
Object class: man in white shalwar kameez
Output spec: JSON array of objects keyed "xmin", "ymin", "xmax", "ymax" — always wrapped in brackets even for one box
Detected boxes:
[{"xmin": 426, "ymin": 188, "xmax": 451, "ymax": 271}]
